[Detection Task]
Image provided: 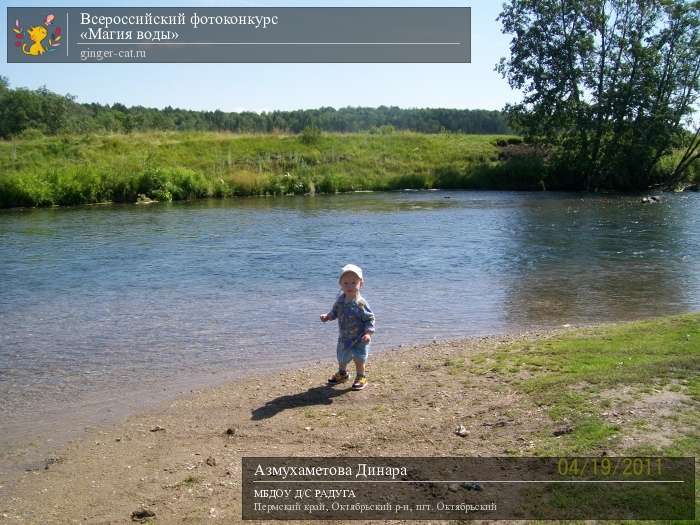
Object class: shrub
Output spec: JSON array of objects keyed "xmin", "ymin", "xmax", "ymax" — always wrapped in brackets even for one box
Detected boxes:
[
  {"xmin": 18, "ymin": 128, "xmax": 45, "ymax": 140},
  {"xmin": 299, "ymin": 126, "xmax": 321, "ymax": 145}
]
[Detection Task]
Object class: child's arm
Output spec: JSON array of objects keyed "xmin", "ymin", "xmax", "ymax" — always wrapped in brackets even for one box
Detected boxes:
[
  {"xmin": 360, "ymin": 302, "xmax": 376, "ymax": 342},
  {"xmin": 320, "ymin": 297, "xmax": 341, "ymax": 322}
]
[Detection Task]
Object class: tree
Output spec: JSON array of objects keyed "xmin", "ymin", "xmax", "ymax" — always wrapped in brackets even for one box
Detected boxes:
[
  {"xmin": 0, "ymin": 78, "xmax": 512, "ymax": 138},
  {"xmin": 497, "ymin": 0, "xmax": 700, "ymax": 190}
]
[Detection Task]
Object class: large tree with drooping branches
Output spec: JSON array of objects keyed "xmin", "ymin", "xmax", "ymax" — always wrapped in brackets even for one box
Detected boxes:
[{"xmin": 498, "ymin": 0, "xmax": 700, "ymax": 190}]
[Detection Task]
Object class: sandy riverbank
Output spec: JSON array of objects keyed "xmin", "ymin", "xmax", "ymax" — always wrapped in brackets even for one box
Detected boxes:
[{"xmin": 1, "ymin": 319, "xmax": 697, "ymax": 524}]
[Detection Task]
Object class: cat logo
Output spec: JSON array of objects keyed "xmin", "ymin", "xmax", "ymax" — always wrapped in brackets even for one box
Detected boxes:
[{"xmin": 11, "ymin": 14, "xmax": 62, "ymax": 57}]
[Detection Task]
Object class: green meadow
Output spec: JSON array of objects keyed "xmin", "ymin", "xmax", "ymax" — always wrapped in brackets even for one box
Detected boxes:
[
  {"xmin": 0, "ymin": 131, "xmax": 542, "ymax": 208},
  {"xmin": 467, "ymin": 313, "xmax": 700, "ymax": 522},
  {"xmin": 469, "ymin": 313, "xmax": 700, "ymax": 456}
]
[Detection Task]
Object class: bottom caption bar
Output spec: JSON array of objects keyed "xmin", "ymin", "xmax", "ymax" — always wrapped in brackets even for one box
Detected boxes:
[{"xmin": 242, "ymin": 456, "xmax": 695, "ymax": 520}]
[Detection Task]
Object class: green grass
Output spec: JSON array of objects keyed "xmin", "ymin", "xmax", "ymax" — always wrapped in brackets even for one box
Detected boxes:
[
  {"xmin": 476, "ymin": 314, "xmax": 699, "ymax": 453},
  {"xmin": 175, "ymin": 475, "xmax": 201, "ymax": 487},
  {"xmin": 467, "ymin": 313, "xmax": 700, "ymax": 523},
  {"xmin": 443, "ymin": 357, "xmax": 466, "ymax": 375},
  {"xmin": 0, "ymin": 131, "xmax": 544, "ymax": 208},
  {"xmin": 2, "ymin": 131, "xmax": 695, "ymax": 207},
  {"xmin": 461, "ymin": 313, "xmax": 699, "ymax": 523}
]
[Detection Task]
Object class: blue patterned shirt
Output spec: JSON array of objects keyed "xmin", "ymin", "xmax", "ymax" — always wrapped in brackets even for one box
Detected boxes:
[{"xmin": 327, "ymin": 294, "xmax": 376, "ymax": 349}]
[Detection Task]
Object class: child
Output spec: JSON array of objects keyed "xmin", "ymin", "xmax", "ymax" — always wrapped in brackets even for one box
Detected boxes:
[{"xmin": 320, "ymin": 264, "xmax": 375, "ymax": 390}]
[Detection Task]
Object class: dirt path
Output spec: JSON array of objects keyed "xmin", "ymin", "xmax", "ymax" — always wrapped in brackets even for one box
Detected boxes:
[{"xmin": 0, "ymin": 330, "xmax": 629, "ymax": 524}]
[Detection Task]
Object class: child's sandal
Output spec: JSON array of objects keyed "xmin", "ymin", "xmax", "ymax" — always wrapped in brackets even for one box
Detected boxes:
[
  {"xmin": 351, "ymin": 374, "xmax": 368, "ymax": 390},
  {"xmin": 328, "ymin": 370, "xmax": 349, "ymax": 385}
]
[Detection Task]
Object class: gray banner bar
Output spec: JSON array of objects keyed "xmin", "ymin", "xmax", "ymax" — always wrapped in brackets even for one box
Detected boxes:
[
  {"xmin": 7, "ymin": 7, "xmax": 470, "ymax": 63},
  {"xmin": 242, "ymin": 457, "xmax": 695, "ymax": 520}
]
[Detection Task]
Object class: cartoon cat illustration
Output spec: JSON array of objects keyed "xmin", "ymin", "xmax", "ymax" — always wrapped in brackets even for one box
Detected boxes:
[{"xmin": 22, "ymin": 25, "xmax": 48, "ymax": 56}]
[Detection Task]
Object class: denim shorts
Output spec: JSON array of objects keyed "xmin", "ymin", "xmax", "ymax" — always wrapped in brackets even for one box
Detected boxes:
[{"xmin": 337, "ymin": 339, "xmax": 369, "ymax": 365}]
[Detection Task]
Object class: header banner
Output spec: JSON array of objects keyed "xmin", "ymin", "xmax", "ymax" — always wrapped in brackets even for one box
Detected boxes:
[{"xmin": 7, "ymin": 7, "xmax": 471, "ymax": 63}]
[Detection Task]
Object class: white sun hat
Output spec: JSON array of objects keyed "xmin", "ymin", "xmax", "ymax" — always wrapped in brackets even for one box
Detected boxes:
[{"xmin": 339, "ymin": 264, "xmax": 363, "ymax": 283}]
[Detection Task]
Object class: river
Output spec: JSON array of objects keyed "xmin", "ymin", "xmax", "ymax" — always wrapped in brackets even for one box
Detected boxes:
[{"xmin": 1, "ymin": 190, "xmax": 698, "ymax": 478}]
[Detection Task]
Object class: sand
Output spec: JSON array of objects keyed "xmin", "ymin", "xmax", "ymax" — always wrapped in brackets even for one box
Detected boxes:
[{"xmin": 0, "ymin": 328, "xmax": 618, "ymax": 524}]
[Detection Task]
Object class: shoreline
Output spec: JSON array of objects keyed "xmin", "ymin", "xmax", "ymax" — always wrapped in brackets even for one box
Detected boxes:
[
  {"xmin": 0, "ymin": 328, "xmax": 549, "ymax": 488},
  {"xmin": 0, "ymin": 328, "xmax": 508, "ymax": 482},
  {"xmin": 2, "ymin": 314, "xmax": 697, "ymax": 523},
  {"xmin": 3, "ymin": 184, "xmax": 699, "ymax": 214}
]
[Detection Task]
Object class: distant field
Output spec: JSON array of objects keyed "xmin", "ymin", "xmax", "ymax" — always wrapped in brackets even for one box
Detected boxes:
[
  {"xmin": 0, "ymin": 131, "xmax": 544, "ymax": 208},
  {"xmin": 1, "ymin": 130, "xmax": 696, "ymax": 208}
]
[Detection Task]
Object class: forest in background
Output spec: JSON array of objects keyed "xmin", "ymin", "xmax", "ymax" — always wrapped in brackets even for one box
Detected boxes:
[{"xmin": 0, "ymin": 77, "xmax": 510, "ymax": 138}]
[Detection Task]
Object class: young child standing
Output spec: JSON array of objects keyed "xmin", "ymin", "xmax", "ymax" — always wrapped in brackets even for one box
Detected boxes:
[{"xmin": 320, "ymin": 264, "xmax": 375, "ymax": 390}]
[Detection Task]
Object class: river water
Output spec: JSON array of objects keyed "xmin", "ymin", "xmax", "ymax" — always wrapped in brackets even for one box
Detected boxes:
[{"xmin": 1, "ymin": 190, "xmax": 699, "ymax": 477}]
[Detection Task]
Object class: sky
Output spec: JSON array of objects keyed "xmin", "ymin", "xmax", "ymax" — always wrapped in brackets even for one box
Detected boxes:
[{"xmin": 1, "ymin": 0, "xmax": 519, "ymax": 113}]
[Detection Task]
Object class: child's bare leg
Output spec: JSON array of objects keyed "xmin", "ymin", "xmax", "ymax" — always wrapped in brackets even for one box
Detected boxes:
[{"xmin": 353, "ymin": 357, "xmax": 366, "ymax": 376}]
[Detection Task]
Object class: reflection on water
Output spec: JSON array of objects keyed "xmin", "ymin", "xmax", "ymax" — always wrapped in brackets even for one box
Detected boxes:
[
  {"xmin": 501, "ymin": 195, "xmax": 698, "ymax": 324},
  {"xmin": 0, "ymin": 190, "xmax": 699, "ymax": 472}
]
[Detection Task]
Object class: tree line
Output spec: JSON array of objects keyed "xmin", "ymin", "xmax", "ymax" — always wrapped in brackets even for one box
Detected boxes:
[{"xmin": 0, "ymin": 77, "xmax": 510, "ymax": 139}]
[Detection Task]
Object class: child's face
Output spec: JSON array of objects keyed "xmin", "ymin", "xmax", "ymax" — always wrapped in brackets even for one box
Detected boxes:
[{"xmin": 340, "ymin": 272, "xmax": 362, "ymax": 295}]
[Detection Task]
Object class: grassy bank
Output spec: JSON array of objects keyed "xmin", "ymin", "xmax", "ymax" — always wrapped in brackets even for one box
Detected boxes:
[
  {"xmin": 0, "ymin": 131, "xmax": 541, "ymax": 208},
  {"xmin": 464, "ymin": 313, "xmax": 700, "ymax": 522},
  {"xmin": 466, "ymin": 313, "xmax": 700, "ymax": 458},
  {"xmin": 3, "ymin": 313, "xmax": 698, "ymax": 523},
  {"xmin": 1, "ymin": 131, "xmax": 697, "ymax": 209}
]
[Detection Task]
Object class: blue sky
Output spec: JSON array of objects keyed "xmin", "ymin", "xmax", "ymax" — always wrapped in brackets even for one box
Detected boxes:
[{"xmin": 1, "ymin": 0, "xmax": 518, "ymax": 112}]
